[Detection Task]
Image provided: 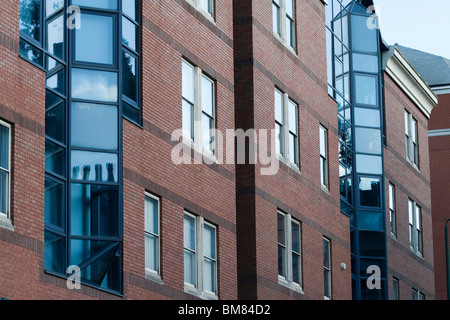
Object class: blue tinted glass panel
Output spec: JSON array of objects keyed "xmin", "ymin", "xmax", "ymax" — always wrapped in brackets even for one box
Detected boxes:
[
  {"xmin": 71, "ymin": 151, "xmax": 118, "ymax": 183},
  {"xmin": 45, "ymin": 140, "xmax": 66, "ymax": 177},
  {"xmin": 353, "ymin": 53, "xmax": 378, "ymax": 73},
  {"xmin": 355, "ymin": 75, "xmax": 377, "ymax": 106},
  {"xmin": 122, "ymin": 51, "xmax": 137, "ymax": 102},
  {"xmin": 20, "ymin": 0, "xmax": 41, "ymax": 41},
  {"xmin": 122, "ymin": 0, "xmax": 137, "ymax": 21},
  {"xmin": 46, "ymin": 102, "xmax": 65, "ymax": 143},
  {"xmin": 356, "ymin": 154, "xmax": 382, "ymax": 175},
  {"xmin": 359, "ymin": 231, "xmax": 386, "ymax": 257},
  {"xmin": 354, "ymin": 107, "xmax": 380, "ymax": 128},
  {"xmin": 359, "ymin": 177, "xmax": 381, "ymax": 207},
  {"xmin": 355, "ymin": 128, "xmax": 381, "ymax": 155},
  {"xmin": 70, "ymin": 183, "xmax": 119, "ymax": 237},
  {"xmin": 75, "ymin": 14, "xmax": 113, "ymax": 65},
  {"xmin": 45, "ymin": 178, "xmax": 64, "ymax": 228},
  {"xmin": 44, "ymin": 231, "xmax": 66, "ymax": 274},
  {"xmin": 72, "ymin": 68, "xmax": 118, "ymax": 102},
  {"xmin": 351, "ymin": 15, "xmax": 377, "ymax": 54},
  {"xmin": 0, "ymin": 125, "xmax": 10, "ymax": 170},
  {"xmin": 123, "ymin": 101, "xmax": 140, "ymax": 123},
  {"xmin": 46, "ymin": 69, "xmax": 65, "ymax": 95},
  {"xmin": 71, "ymin": 102, "xmax": 118, "ymax": 150},
  {"xmin": 19, "ymin": 39, "xmax": 43, "ymax": 66},
  {"xmin": 46, "ymin": 0, "xmax": 64, "ymax": 17},
  {"xmin": 72, "ymin": 0, "xmax": 117, "ymax": 10},
  {"xmin": 46, "ymin": 14, "xmax": 64, "ymax": 60},
  {"xmin": 358, "ymin": 211, "xmax": 384, "ymax": 231},
  {"xmin": 122, "ymin": 17, "xmax": 136, "ymax": 51}
]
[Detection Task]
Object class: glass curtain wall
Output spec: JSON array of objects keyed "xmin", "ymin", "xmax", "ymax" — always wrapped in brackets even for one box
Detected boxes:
[
  {"xmin": 20, "ymin": 0, "xmax": 140, "ymax": 294},
  {"xmin": 326, "ymin": 0, "xmax": 387, "ymax": 300}
]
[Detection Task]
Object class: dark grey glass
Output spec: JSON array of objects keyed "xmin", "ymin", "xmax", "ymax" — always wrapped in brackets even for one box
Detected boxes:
[
  {"xmin": 123, "ymin": 101, "xmax": 140, "ymax": 123},
  {"xmin": 45, "ymin": 178, "xmax": 64, "ymax": 228},
  {"xmin": 46, "ymin": 69, "xmax": 65, "ymax": 95},
  {"xmin": 71, "ymin": 151, "xmax": 118, "ymax": 183},
  {"xmin": 46, "ymin": 89, "xmax": 64, "ymax": 108},
  {"xmin": 46, "ymin": 101, "xmax": 65, "ymax": 143},
  {"xmin": 358, "ymin": 211, "xmax": 384, "ymax": 231},
  {"xmin": 70, "ymin": 183, "xmax": 119, "ymax": 237},
  {"xmin": 122, "ymin": 16, "xmax": 137, "ymax": 51},
  {"xmin": 71, "ymin": 102, "xmax": 118, "ymax": 150},
  {"xmin": 72, "ymin": 0, "xmax": 117, "ymax": 10},
  {"xmin": 359, "ymin": 177, "xmax": 381, "ymax": 207},
  {"xmin": 75, "ymin": 14, "xmax": 113, "ymax": 65},
  {"xmin": 46, "ymin": 14, "xmax": 64, "ymax": 60},
  {"xmin": 45, "ymin": 140, "xmax": 66, "ymax": 177},
  {"xmin": 19, "ymin": 39, "xmax": 43, "ymax": 66},
  {"xmin": 20, "ymin": 0, "xmax": 41, "ymax": 41},
  {"xmin": 44, "ymin": 230, "xmax": 66, "ymax": 274},
  {"xmin": 350, "ymin": 15, "xmax": 377, "ymax": 54},
  {"xmin": 122, "ymin": 51, "xmax": 137, "ymax": 102},
  {"xmin": 0, "ymin": 125, "xmax": 10, "ymax": 170},
  {"xmin": 359, "ymin": 231, "xmax": 385, "ymax": 257}
]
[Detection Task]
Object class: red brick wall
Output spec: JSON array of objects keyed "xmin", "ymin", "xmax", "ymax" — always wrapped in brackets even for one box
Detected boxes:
[
  {"xmin": 429, "ymin": 92, "xmax": 450, "ymax": 300},
  {"xmin": 383, "ymin": 73, "xmax": 435, "ymax": 300}
]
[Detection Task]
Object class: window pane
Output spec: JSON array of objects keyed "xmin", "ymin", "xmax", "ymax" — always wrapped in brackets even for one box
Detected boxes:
[
  {"xmin": 350, "ymin": 15, "xmax": 377, "ymax": 53},
  {"xmin": 19, "ymin": 39, "xmax": 43, "ymax": 66},
  {"xmin": 289, "ymin": 133, "xmax": 297, "ymax": 164},
  {"xmin": 354, "ymin": 108, "xmax": 380, "ymax": 128},
  {"xmin": 0, "ymin": 171, "xmax": 9, "ymax": 216},
  {"xmin": 359, "ymin": 177, "xmax": 381, "ymax": 207},
  {"xmin": 71, "ymin": 102, "xmax": 118, "ymax": 151},
  {"xmin": 356, "ymin": 154, "xmax": 382, "ymax": 174},
  {"xmin": 73, "ymin": 0, "xmax": 118, "ymax": 10},
  {"xmin": 277, "ymin": 213, "xmax": 285, "ymax": 245},
  {"xmin": 358, "ymin": 211, "xmax": 384, "ymax": 231},
  {"xmin": 20, "ymin": 0, "xmax": 41, "ymax": 41},
  {"xmin": 46, "ymin": 55, "xmax": 61, "ymax": 72},
  {"xmin": 323, "ymin": 238, "xmax": 330, "ymax": 269},
  {"xmin": 202, "ymin": 114, "xmax": 214, "ymax": 152},
  {"xmin": 46, "ymin": 14, "xmax": 64, "ymax": 60},
  {"xmin": 355, "ymin": 75, "xmax": 377, "ymax": 106},
  {"xmin": 122, "ymin": 17, "xmax": 137, "ymax": 51},
  {"xmin": 184, "ymin": 214, "xmax": 196, "ymax": 251},
  {"xmin": 320, "ymin": 126, "xmax": 327, "ymax": 156},
  {"xmin": 202, "ymin": 76, "xmax": 214, "ymax": 116},
  {"xmin": 45, "ymin": 178, "xmax": 64, "ymax": 228},
  {"xmin": 122, "ymin": 51, "xmax": 137, "ymax": 102},
  {"xmin": 122, "ymin": 0, "xmax": 137, "ymax": 21},
  {"xmin": 0, "ymin": 125, "xmax": 10, "ymax": 170},
  {"xmin": 355, "ymin": 128, "xmax": 381, "ymax": 155},
  {"xmin": 182, "ymin": 61, "xmax": 195, "ymax": 103},
  {"xmin": 292, "ymin": 252, "xmax": 301, "ymax": 284},
  {"xmin": 200, "ymin": 0, "xmax": 213, "ymax": 15},
  {"xmin": 275, "ymin": 123, "xmax": 283, "ymax": 155},
  {"xmin": 71, "ymin": 151, "xmax": 118, "ymax": 183},
  {"xmin": 203, "ymin": 224, "xmax": 216, "ymax": 259},
  {"xmin": 184, "ymin": 250, "xmax": 196, "ymax": 285},
  {"xmin": 359, "ymin": 231, "xmax": 385, "ymax": 257},
  {"xmin": 44, "ymin": 231, "xmax": 66, "ymax": 274},
  {"xmin": 70, "ymin": 184, "xmax": 119, "ymax": 237},
  {"xmin": 72, "ymin": 68, "xmax": 118, "ymax": 102},
  {"xmin": 352, "ymin": 53, "xmax": 378, "ymax": 73},
  {"xmin": 272, "ymin": 3, "xmax": 280, "ymax": 35},
  {"xmin": 75, "ymin": 14, "xmax": 113, "ymax": 64},
  {"xmin": 288, "ymin": 101, "xmax": 297, "ymax": 134},
  {"xmin": 145, "ymin": 196, "xmax": 159, "ymax": 234},
  {"xmin": 145, "ymin": 234, "xmax": 158, "ymax": 271},
  {"xmin": 182, "ymin": 100, "xmax": 194, "ymax": 140},
  {"xmin": 203, "ymin": 259, "xmax": 216, "ymax": 293},
  {"xmin": 46, "ymin": 69, "xmax": 65, "ymax": 95},
  {"xmin": 291, "ymin": 222, "xmax": 300, "ymax": 253},
  {"xmin": 278, "ymin": 245, "xmax": 286, "ymax": 277},
  {"xmin": 286, "ymin": 0, "xmax": 294, "ymax": 17},
  {"xmin": 46, "ymin": 0, "xmax": 64, "ymax": 17},
  {"xmin": 274, "ymin": 90, "xmax": 283, "ymax": 123},
  {"xmin": 123, "ymin": 101, "xmax": 140, "ymax": 123},
  {"xmin": 45, "ymin": 140, "xmax": 66, "ymax": 177}
]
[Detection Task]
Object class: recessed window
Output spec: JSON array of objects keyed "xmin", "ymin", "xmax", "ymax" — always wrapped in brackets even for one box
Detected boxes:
[
  {"xmin": 182, "ymin": 60, "xmax": 216, "ymax": 155},
  {"xmin": 187, "ymin": 0, "xmax": 214, "ymax": 18},
  {"xmin": 320, "ymin": 125, "xmax": 328, "ymax": 188},
  {"xmin": 275, "ymin": 89, "xmax": 298, "ymax": 166},
  {"xmin": 184, "ymin": 212, "xmax": 218, "ymax": 299},
  {"xmin": 408, "ymin": 199, "xmax": 423, "ymax": 256},
  {"xmin": 72, "ymin": 0, "xmax": 118, "ymax": 10},
  {"xmin": 389, "ymin": 184, "xmax": 396, "ymax": 237},
  {"xmin": 392, "ymin": 277, "xmax": 399, "ymax": 300},
  {"xmin": 272, "ymin": 0, "xmax": 296, "ymax": 49},
  {"xmin": 277, "ymin": 211, "xmax": 302, "ymax": 290},
  {"xmin": 323, "ymin": 237, "xmax": 332, "ymax": 300},
  {"xmin": 404, "ymin": 110, "xmax": 419, "ymax": 166},
  {"xmin": 0, "ymin": 121, "xmax": 11, "ymax": 222},
  {"xmin": 145, "ymin": 193, "xmax": 161, "ymax": 280}
]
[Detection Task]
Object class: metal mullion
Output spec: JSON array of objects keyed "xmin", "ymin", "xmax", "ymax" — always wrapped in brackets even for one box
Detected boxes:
[{"xmin": 45, "ymin": 135, "xmax": 67, "ymax": 149}]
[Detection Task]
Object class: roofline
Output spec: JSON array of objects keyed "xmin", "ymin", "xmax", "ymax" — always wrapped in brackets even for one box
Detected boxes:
[{"xmin": 382, "ymin": 47, "xmax": 438, "ymax": 119}]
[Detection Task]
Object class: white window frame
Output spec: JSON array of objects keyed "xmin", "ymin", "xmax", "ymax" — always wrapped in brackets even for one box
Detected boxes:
[
  {"xmin": 412, "ymin": 288, "xmax": 425, "ymax": 300},
  {"xmin": 320, "ymin": 125, "xmax": 328, "ymax": 189},
  {"xmin": 392, "ymin": 277, "xmax": 399, "ymax": 300},
  {"xmin": 277, "ymin": 211, "xmax": 303, "ymax": 292},
  {"xmin": 186, "ymin": 0, "xmax": 214, "ymax": 20},
  {"xmin": 388, "ymin": 183, "xmax": 396, "ymax": 238},
  {"xmin": 182, "ymin": 59, "xmax": 216, "ymax": 158},
  {"xmin": 404, "ymin": 110, "xmax": 419, "ymax": 167},
  {"xmin": 183, "ymin": 212, "xmax": 218, "ymax": 300},
  {"xmin": 323, "ymin": 237, "xmax": 332, "ymax": 300},
  {"xmin": 0, "ymin": 120, "xmax": 12, "ymax": 231},
  {"xmin": 275, "ymin": 88, "xmax": 299, "ymax": 167},
  {"xmin": 144, "ymin": 192, "xmax": 162, "ymax": 283},
  {"xmin": 408, "ymin": 199, "xmax": 423, "ymax": 256},
  {"xmin": 272, "ymin": 0, "xmax": 296, "ymax": 50}
]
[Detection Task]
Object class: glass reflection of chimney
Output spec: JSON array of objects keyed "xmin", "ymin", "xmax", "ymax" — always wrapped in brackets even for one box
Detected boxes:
[
  {"xmin": 95, "ymin": 164, "xmax": 102, "ymax": 181},
  {"xmin": 72, "ymin": 166, "xmax": 80, "ymax": 180},
  {"xmin": 107, "ymin": 163, "xmax": 114, "ymax": 182},
  {"xmin": 83, "ymin": 165, "xmax": 91, "ymax": 180}
]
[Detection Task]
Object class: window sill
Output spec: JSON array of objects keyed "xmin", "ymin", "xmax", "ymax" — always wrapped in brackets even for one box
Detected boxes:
[
  {"xmin": 272, "ymin": 32, "xmax": 297, "ymax": 57},
  {"xmin": 278, "ymin": 276, "xmax": 304, "ymax": 294},
  {"xmin": 185, "ymin": 0, "xmax": 216, "ymax": 25},
  {"xmin": 277, "ymin": 154, "xmax": 300, "ymax": 174},
  {"xmin": 184, "ymin": 283, "xmax": 218, "ymax": 300},
  {"xmin": 406, "ymin": 158, "xmax": 420, "ymax": 173},
  {"xmin": 0, "ymin": 216, "xmax": 14, "ymax": 232},
  {"xmin": 145, "ymin": 269, "xmax": 163, "ymax": 285}
]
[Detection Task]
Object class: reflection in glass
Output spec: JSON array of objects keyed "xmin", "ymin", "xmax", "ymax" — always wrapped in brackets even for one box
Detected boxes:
[
  {"xmin": 122, "ymin": 17, "xmax": 136, "ymax": 51},
  {"xmin": 122, "ymin": 0, "xmax": 137, "ymax": 21},
  {"xmin": 20, "ymin": 0, "xmax": 41, "ymax": 41},
  {"xmin": 359, "ymin": 177, "xmax": 381, "ymax": 207},
  {"xmin": 46, "ymin": 69, "xmax": 65, "ymax": 94},
  {"xmin": 353, "ymin": 53, "xmax": 378, "ymax": 73},
  {"xmin": 46, "ymin": 14, "xmax": 64, "ymax": 60},
  {"xmin": 351, "ymin": 15, "xmax": 377, "ymax": 54},
  {"xmin": 45, "ymin": 140, "xmax": 66, "ymax": 177},
  {"xmin": 19, "ymin": 39, "xmax": 43, "ymax": 66},
  {"xmin": 46, "ymin": 101, "xmax": 65, "ymax": 143},
  {"xmin": 45, "ymin": 178, "xmax": 63, "ymax": 228},
  {"xmin": 359, "ymin": 231, "xmax": 385, "ymax": 257},
  {"xmin": 355, "ymin": 128, "xmax": 381, "ymax": 155},
  {"xmin": 356, "ymin": 154, "xmax": 382, "ymax": 175},
  {"xmin": 355, "ymin": 75, "xmax": 377, "ymax": 105},
  {"xmin": 46, "ymin": 55, "xmax": 61, "ymax": 72},
  {"xmin": 354, "ymin": 108, "xmax": 380, "ymax": 128},
  {"xmin": 46, "ymin": 0, "xmax": 64, "ymax": 17},
  {"xmin": 44, "ymin": 231, "xmax": 66, "ymax": 274},
  {"xmin": 184, "ymin": 214, "xmax": 196, "ymax": 285},
  {"xmin": 76, "ymin": 14, "xmax": 113, "ymax": 65},
  {"xmin": 71, "ymin": 68, "xmax": 118, "ymax": 102},
  {"xmin": 122, "ymin": 52, "xmax": 137, "ymax": 101},
  {"xmin": 71, "ymin": 102, "xmax": 118, "ymax": 150},
  {"xmin": 123, "ymin": 101, "xmax": 140, "ymax": 124},
  {"xmin": 358, "ymin": 211, "xmax": 384, "ymax": 231},
  {"xmin": 71, "ymin": 151, "xmax": 118, "ymax": 183},
  {"xmin": 72, "ymin": 0, "xmax": 117, "ymax": 10}
]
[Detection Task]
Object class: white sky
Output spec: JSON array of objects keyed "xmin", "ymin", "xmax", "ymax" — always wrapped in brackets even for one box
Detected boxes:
[{"xmin": 373, "ymin": 0, "xmax": 450, "ymax": 59}]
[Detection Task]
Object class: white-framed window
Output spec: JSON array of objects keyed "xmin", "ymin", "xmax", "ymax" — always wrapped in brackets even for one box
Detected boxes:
[
  {"xmin": 184, "ymin": 212, "xmax": 218, "ymax": 299},
  {"xmin": 277, "ymin": 211, "xmax": 302, "ymax": 291},
  {"xmin": 412, "ymin": 288, "xmax": 425, "ymax": 300},
  {"xmin": 186, "ymin": 0, "xmax": 214, "ymax": 18},
  {"xmin": 323, "ymin": 237, "xmax": 332, "ymax": 300},
  {"xmin": 320, "ymin": 125, "xmax": 328, "ymax": 188},
  {"xmin": 0, "ymin": 120, "xmax": 11, "ymax": 223},
  {"xmin": 275, "ymin": 88, "xmax": 299, "ymax": 166},
  {"xmin": 145, "ymin": 192, "xmax": 161, "ymax": 282},
  {"xmin": 408, "ymin": 199, "xmax": 423, "ymax": 256},
  {"xmin": 392, "ymin": 277, "xmax": 399, "ymax": 300},
  {"xmin": 182, "ymin": 59, "xmax": 216, "ymax": 155},
  {"xmin": 404, "ymin": 110, "xmax": 418, "ymax": 166},
  {"xmin": 272, "ymin": 0, "xmax": 296, "ymax": 49},
  {"xmin": 389, "ymin": 183, "xmax": 396, "ymax": 237}
]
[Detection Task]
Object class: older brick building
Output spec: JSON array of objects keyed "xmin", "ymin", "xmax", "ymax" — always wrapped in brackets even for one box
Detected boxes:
[{"xmin": 0, "ymin": 0, "xmax": 438, "ymax": 300}]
